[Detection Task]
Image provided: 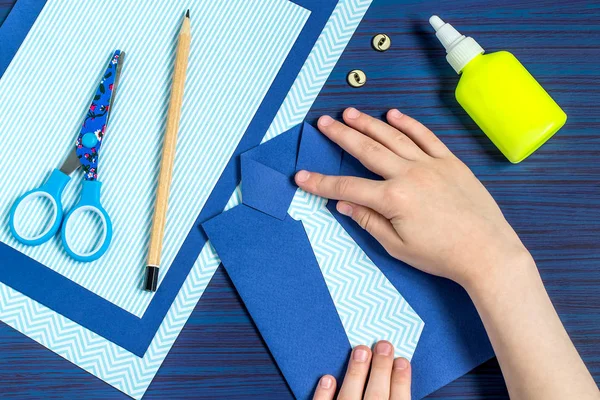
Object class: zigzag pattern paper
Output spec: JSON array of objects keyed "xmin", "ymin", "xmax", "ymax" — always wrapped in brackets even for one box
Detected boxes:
[
  {"xmin": 263, "ymin": 0, "xmax": 372, "ymax": 142},
  {"xmin": 0, "ymin": 0, "xmax": 373, "ymax": 397},
  {"xmin": 223, "ymin": 0, "xmax": 372, "ymax": 217},
  {"xmin": 0, "ymin": 243, "xmax": 220, "ymax": 398},
  {"xmin": 288, "ymin": 189, "xmax": 424, "ymax": 359},
  {"xmin": 0, "ymin": 0, "xmax": 309, "ymax": 317}
]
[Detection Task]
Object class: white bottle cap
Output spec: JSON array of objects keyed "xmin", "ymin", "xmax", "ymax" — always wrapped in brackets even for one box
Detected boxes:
[{"xmin": 429, "ymin": 15, "xmax": 484, "ymax": 74}]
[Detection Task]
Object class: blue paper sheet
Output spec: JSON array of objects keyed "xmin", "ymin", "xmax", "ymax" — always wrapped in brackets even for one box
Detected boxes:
[
  {"xmin": 0, "ymin": 0, "xmax": 375, "ymax": 397},
  {"xmin": 203, "ymin": 123, "xmax": 494, "ymax": 399},
  {"xmin": 0, "ymin": 0, "xmax": 336, "ymax": 357}
]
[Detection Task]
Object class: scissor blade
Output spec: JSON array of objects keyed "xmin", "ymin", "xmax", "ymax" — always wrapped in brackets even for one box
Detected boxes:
[
  {"xmin": 59, "ymin": 149, "xmax": 81, "ymax": 176},
  {"xmin": 73, "ymin": 50, "xmax": 124, "ymax": 181},
  {"xmin": 79, "ymin": 50, "xmax": 122, "ymax": 133},
  {"xmin": 105, "ymin": 51, "xmax": 125, "ymax": 128}
]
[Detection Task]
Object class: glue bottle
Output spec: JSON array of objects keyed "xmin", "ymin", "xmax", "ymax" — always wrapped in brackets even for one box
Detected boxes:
[{"xmin": 429, "ymin": 16, "xmax": 566, "ymax": 163}]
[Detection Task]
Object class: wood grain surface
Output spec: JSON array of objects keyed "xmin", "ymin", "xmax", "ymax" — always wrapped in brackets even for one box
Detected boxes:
[{"xmin": 0, "ymin": 0, "xmax": 598, "ymax": 398}]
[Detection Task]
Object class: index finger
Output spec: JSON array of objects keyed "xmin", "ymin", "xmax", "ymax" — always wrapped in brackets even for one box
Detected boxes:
[
  {"xmin": 318, "ymin": 116, "xmax": 406, "ymax": 179},
  {"xmin": 295, "ymin": 171, "xmax": 385, "ymax": 213}
]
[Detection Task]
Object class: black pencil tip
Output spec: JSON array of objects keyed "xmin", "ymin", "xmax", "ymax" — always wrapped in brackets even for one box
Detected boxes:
[{"xmin": 186, "ymin": 9, "xmax": 190, "ymax": 18}]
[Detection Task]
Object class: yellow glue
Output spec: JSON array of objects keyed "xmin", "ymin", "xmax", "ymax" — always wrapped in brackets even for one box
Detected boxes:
[{"xmin": 429, "ymin": 16, "xmax": 567, "ymax": 163}]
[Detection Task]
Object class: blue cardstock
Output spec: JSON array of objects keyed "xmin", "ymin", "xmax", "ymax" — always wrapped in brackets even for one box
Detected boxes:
[
  {"xmin": 0, "ymin": 0, "xmax": 338, "ymax": 357},
  {"xmin": 241, "ymin": 157, "xmax": 296, "ymax": 220},
  {"xmin": 204, "ymin": 207, "xmax": 352, "ymax": 398},
  {"xmin": 296, "ymin": 122, "xmax": 343, "ymax": 175},
  {"xmin": 203, "ymin": 124, "xmax": 494, "ymax": 399},
  {"xmin": 0, "ymin": 0, "xmax": 47, "ymax": 77},
  {"xmin": 240, "ymin": 125, "xmax": 301, "ymax": 219}
]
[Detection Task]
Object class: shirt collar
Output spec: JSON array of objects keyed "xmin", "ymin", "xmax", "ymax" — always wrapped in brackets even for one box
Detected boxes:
[{"xmin": 240, "ymin": 122, "xmax": 342, "ymax": 220}]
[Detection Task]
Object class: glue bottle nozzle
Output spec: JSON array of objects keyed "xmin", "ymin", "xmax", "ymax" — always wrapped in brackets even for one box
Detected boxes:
[
  {"xmin": 428, "ymin": 15, "xmax": 484, "ymax": 74},
  {"xmin": 429, "ymin": 15, "xmax": 445, "ymax": 31}
]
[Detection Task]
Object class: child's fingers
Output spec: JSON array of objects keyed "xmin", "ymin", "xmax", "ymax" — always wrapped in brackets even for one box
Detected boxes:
[
  {"xmin": 295, "ymin": 171, "xmax": 385, "ymax": 213},
  {"xmin": 364, "ymin": 341, "xmax": 395, "ymax": 400},
  {"xmin": 342, "ymin": 107, "xmax": 424, "ymax": 161},
  {"xmin": 312, "ymin": 375, "xmax": 337, "ymax": 400},
  {"xmin": 386, "ymin": 109, "xmax": 451, "ymax": 159},
  {"xmin": 336, "ymin": 201, "xmax": 405, "ymax": 256},
  {"xmin": 317, "ymin": 115, "xmax": 406, "ymax": 179},
  {"xmin": 390, "ymin": 358, "xmax": 412, "ymax": 400},
  {"xmin": 337, "ymin": 346, "xmax": 372, "ymax": 400}
]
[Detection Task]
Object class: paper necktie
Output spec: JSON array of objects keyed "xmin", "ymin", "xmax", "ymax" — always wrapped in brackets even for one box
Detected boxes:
[{"xmin": 288, "ymin": 189, "xmax": 424, "ymax": 358}]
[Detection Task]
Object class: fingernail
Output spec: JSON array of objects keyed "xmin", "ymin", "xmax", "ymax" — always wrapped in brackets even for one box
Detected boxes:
[
  {"xmin": 319, "ymin": 115, "xmax": 334, "ymax": 126},
  {"xmin": 296, "ymin": 170, "xmax": 310, "ymax": 183},
  {"xmin": 394, "ymin": 358, "xmax": 409, "ymax": 370},
  {"xmin": 346, "ymin": 107, "xmax": 360, "ymax": 119},
  {"xmin": 389, "ymin": 109, "xmax": 403, "ymax": 119},
  {"xmin": 353, "ymin": 348, "xmax": 369, "ymax": 362},
  {"xmin": 320, "ymin": 376, "xmax": 333, "ymax": 389},
  {"xmin": 337, "ymin": 202, "xmax": 353, "ymax": 217},
  {"xmin": 376, "ymin": 341, "xmax": 392, "ymax": 356}
]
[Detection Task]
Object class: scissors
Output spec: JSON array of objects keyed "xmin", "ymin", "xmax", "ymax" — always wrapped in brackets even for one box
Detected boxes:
[{"xmin": 9, "ymin": 50, "xmax": 125, "ymax": 262}]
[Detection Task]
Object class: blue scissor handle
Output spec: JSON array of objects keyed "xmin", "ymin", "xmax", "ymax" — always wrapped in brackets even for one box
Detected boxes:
[
  {"xmin": 9, "ymin": 169, "xmax": 70, "ymax": 246},
  {"xmin": 61, "ymin": 179, "xmax": 112, "ymax": 262}
]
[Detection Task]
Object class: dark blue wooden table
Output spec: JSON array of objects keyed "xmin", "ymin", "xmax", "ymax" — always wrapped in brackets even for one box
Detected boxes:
[{"xmin": 1, "ymin": 1, "xmax": 598, "ymax": 398}]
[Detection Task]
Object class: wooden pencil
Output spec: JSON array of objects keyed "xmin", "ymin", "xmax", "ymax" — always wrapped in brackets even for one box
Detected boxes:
[{"xmin": 145, "ymin": 10, "xmax": 191, "ymax": 292}]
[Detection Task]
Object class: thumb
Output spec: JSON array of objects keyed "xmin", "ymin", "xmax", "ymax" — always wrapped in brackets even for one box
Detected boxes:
[{"xmin": 336, "ymin": 201, "xmax": 404, "ymax": 254}]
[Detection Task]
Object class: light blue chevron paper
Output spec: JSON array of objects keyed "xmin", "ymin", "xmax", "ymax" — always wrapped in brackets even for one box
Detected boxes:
[
  {"xmin": 0, "ymin": 0, "xmax": 374, "ymax": 398},
  {"xmin": 288, "ymin": 189, "xmax": 424, "ymax": 359},
  {"xmin": 0, "ymin": 0, "xmax": 309, "ymax": 317}
]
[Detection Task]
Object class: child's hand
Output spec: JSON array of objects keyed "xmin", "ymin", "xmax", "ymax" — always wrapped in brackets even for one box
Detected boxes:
[
  {"xmin": 313, "ymin": 341, "xmax": 411, "ymax": 400},
  {"xmin": 295, "ymin": 108, "xmax": 532, "ymax": 290},
  {"xmin": 301, "ymin": 108, "xmax": 598, "ymax": 400}
]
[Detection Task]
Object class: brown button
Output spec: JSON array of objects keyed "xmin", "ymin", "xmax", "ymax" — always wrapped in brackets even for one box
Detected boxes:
[{"xmin": 347, "ymin": 69, "xmax": 366, "ymax": 88}]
